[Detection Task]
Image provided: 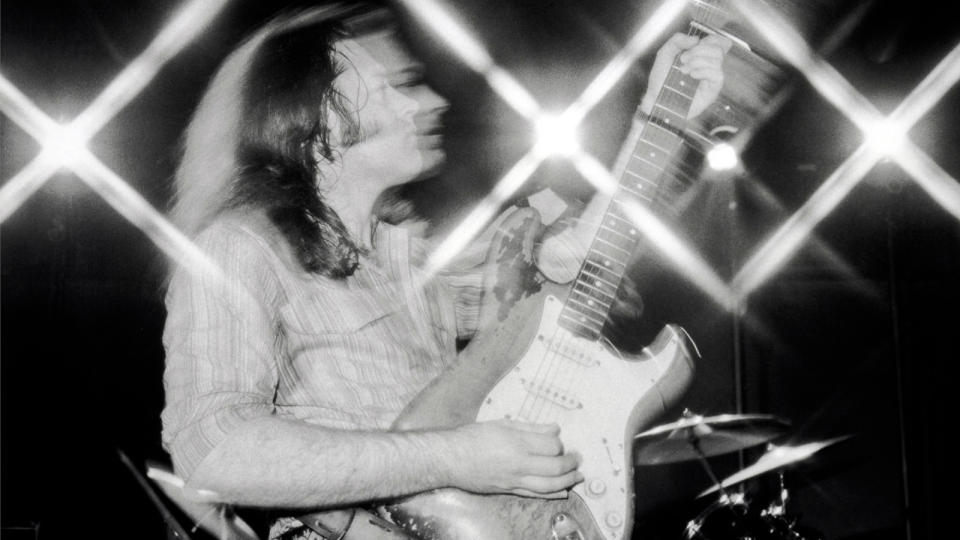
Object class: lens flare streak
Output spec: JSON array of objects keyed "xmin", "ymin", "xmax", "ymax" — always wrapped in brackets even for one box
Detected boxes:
[
  {"xmin": 729, "ymin": 0, "xmax": 960, "ymax": 295},
  {"xmin": 71, "ymin": 0, "xmax": 233, "ymax": 137},
  {"xmin": 424, "ymin": 151, "xmax": 546, "ymax": 277}
]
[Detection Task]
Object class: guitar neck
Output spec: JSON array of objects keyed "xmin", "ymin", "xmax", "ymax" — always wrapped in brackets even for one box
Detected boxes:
[{"xmin": 557, "ymin": 25, "xmax": 707, "ymax": 341}]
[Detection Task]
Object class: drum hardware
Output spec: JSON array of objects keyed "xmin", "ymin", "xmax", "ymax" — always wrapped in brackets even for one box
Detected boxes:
[
  {"xmin": 688, "ymin": 436, "xmax": 849, "ymax": 540},
  {"xmin": 634, "ymin": 411, "xmax": 848, "ymax": 540}
]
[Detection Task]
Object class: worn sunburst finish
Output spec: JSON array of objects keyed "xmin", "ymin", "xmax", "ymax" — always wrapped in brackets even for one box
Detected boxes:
[{"xmin": 383, "ymin": 209, "xmax": 696, "ymax": 540}]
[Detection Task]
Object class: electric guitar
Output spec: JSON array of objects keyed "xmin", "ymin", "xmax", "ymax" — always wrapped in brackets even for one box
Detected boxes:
[{"xmin": 380, "ymin": 2, "xmax": 731, "ymax": 539}]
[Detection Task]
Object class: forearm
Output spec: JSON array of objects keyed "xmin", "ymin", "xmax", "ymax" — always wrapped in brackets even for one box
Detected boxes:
[{"xmin": 183, "ymin": 416, "xmax": 457, "ymax": 508}]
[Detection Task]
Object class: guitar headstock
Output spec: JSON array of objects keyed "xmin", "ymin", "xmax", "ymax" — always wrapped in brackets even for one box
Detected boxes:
[
  {"xmin": 688, "ymin": 0, "xmax": 735, "ymax": 32},
  {"xmin": 688, "ymin": 0, "xmax": 750, "ymax": 52}
]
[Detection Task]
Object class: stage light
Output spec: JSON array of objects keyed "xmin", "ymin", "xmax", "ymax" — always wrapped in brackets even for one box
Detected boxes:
[
  {"xmin": 39, "ymin": 124, "xmax": 88, "ymax": 170},
  {"xmin": 706, "ymin": 142, "xmax": 739, "ymax": 171},
  {"xmin": 864, "ymin": 118, "xmax": 908, "ymax": 157},
  {"xmin": 533, "ymin": 113, "xmax": 581, "ymax": 159},
  {"xmin": 728, "ymin": 0, "xmax": 960, "ymax": 296}
]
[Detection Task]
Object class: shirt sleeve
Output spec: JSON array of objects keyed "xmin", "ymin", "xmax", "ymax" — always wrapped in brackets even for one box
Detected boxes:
[{"xmin": 160, "ymin": 221, "xmax": 283, "ymax": 480}]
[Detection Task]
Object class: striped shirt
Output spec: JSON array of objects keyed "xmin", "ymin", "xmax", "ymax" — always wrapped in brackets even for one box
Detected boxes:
[{"xmin": 160, "ymin": 211, "xmax": 487, "ymax": 479}]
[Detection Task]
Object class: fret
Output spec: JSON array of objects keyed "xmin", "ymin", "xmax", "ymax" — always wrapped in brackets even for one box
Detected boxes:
[
  {"xmin": 570, "ymin": 280, "xmax": 616, "ymax": 300},
  {"xmin": 643, "ymin": 121, "xmax": 684, "ymax": 143},
  {"xmin": 662, "ymin": 84, "xmax": 695, "ymax": 101},
  {"xmin": 571, "ymin": 280, "xmax": 616, "ymax": 302},
  {"xmin": 584, "ymin": 254, "xmax": 626, "ymax": 274},
  {"xmin": 592, "ymin": 221, "xmax": 634, "ymax": 243},
  {"xmin": 568, "ymin": 293, "xmax": 615, "ymax": 317},
  {"xmin": 623, "ymin": 169, "xmax": 658, "ymax": 190},
  {"xmin": 604, "ymin": 210, "xmax": 636, "ymax": 237},
  {"xmin": 621, "ymin": 185, "xmax": 656, "ymax": 204},
  {"xmin": 589, "ymin": 242, "xmax": 631, "ymax": 261},
  {"xmin": 556, "ymin": 7, "xmax": 712, "ymax": 341},
  {"xmin": 568, "ymin": 286, "xmax": 614, "ymax": 308},
  {"xmin": 637, "ymin": 136, "xmax": 672, "ymax": 155},
  {"xmin": 567, "ymin": 297, "xmax": 611, "ymax": 319},
  {"xmin": 561, "ymin": 301, "xmax": 607, "ymax": 325},
  {"xmin": 627, "ymin": 149, "xmax": 668, "ymax": 168},
  {"xmin": 587, "ymin": 255, "xmax": 632, "ymax": 278},
  {"xmin": 591, "ymin": 240, "xmax": 635, "ymax": 261},
  {"xmin": 644, "ymin": 122, "xmax": 680, "ymax": 139},
  {"xmin": 592, "ymin": 236, "xmax": 632, "ymax": 256},
  {"xmin": 577, "ymin": 274, "xmax": 618, "ymax": 296},
  {"xmin": 632, "ymin": 153, "xmax": 666, "ymax": 171},
  {"xmin": 582, "ymin": 259, "xmax": 628, "ymax": 282},
  {"xmin": 597, "ymin": 224, "xmax": 636, "ymax": 244},
  {"xmin": 579, "ymin": 267, "xmax": 620, "ymax": 290},
  {"xmin": 596, "ymin": 224, "xmax": 637, "ymax": 246},
  {"xmin": 641, "ymin": 126, "xmax": 681, "ymax": 150},
  {"xmin": 651, "ymin": 102, "xmax": 686, "ymax": 124}
]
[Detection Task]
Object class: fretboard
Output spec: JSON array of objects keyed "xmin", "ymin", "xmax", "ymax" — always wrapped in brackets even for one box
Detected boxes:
[{"xmin": 558, "ymin": 27, "xmax": 705, "ymax": 341}]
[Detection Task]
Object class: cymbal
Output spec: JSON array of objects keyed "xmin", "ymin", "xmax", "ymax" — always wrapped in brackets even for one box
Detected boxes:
[
  {"xmin": 698, "ymin": 435, "xmax": 852, "ymax": 497},
  {"xmin": 634, "ymin": 412, "xmax": 791, "ymax": 465}
]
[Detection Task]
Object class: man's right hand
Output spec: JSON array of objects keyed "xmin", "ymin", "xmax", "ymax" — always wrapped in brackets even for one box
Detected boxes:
[{"xmin": 440, "ymin": 420, "xmax": 583, "ymax": 499}]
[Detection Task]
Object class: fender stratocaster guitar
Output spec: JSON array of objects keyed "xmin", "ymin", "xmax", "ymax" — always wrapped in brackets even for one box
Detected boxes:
[{"xmin": 380, "ymin": 3, "xmax": 730, "ymax": 539}]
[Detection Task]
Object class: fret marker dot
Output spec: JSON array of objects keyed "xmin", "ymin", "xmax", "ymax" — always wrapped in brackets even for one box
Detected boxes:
[
  {"xmin": 649, "ymin": 152, "xmax": 655, "ymax": 158},
  {"xmin": 680, "ymin": 80, "xmax": 686, "ymax": 86},
  {"xmin": 580, "ymin": 316, "xmax": 587, "ymax": 322},
  {"xmin": 595, "ymin": 280, "xmax": 602, "ymax": 287},
  {"xmin": 630, "ymin": 229, "xmax": 636, "ymax": 235},
  {"xmin": 588, "ymin": 300, "xmax": 595, "ymax": 306},
  {"xmin": 603, "ymin": 260, "xmax": 610, "ymax": 267},
  {"xmin": 665, "ymin": 118, "xmax": 671, "ymax": 124},
  {"xmin": 636, "ymin": 184, "xmax": 643, "ymax": 190}
]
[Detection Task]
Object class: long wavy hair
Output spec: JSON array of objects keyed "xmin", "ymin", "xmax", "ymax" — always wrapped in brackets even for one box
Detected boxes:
[{"xmin": 170, "ymin": 5, "xmax": 392, "ymax": 278}]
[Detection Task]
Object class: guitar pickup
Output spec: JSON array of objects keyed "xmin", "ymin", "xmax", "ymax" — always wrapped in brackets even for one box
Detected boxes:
[
  {"xmin": 521, "ymin": 379, "xmax": 583, "ymax": 410},
  {"xmin": 542, "ymin": 336, "xmax": 601, "ymax": 367}
]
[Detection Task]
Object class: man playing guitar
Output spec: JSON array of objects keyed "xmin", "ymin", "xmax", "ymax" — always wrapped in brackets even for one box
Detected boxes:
[{"xmin": 161, "ymin": 3, "xmax": 728, "ymax": 538}]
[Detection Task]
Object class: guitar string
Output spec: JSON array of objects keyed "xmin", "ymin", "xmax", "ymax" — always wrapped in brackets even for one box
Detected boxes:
[
  {"xmin": 517, "ymin": 308, "xmax": 564, "ymax": 421},
  {"xmin": 516, "ymin": 0, "xmax": 721, "ymax": 431},
  {"xmin": 526, "ymin": 0, "xmax": 717, "ymax": 425}
]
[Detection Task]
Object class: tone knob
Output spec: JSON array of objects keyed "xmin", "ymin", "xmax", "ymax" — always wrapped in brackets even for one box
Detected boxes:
[
  {"xmin": 587, "ymin": 478, "xmax": 607, "ymax": 496},
  {"xmin": 605, "ymin": 511, "xmax": 623, "ymax": 529},
  {"xmin": 603, "ymin": 512, "xmax": 623, "ymax": 529}
]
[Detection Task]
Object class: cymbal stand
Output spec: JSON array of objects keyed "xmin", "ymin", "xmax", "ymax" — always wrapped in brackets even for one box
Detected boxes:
[{"xmin": 686, "ymin": 428, "xmax": 737, "ymax": 505}]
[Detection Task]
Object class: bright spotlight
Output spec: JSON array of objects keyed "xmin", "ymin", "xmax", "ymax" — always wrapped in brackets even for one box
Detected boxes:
[
  {"xmin": 706, "ymin": 142, "xmax": 740, "ymax": 171},
  {"xmin": 533, "ymin": 113, "xmax": 581, "ymax": 158},
  {"xmin": 865, "ymin": 118, "xmax": 908, "ymax": 157},
  {"xmin": 40, "ymin": 125, "xmax": 89, "ymax": 170}
]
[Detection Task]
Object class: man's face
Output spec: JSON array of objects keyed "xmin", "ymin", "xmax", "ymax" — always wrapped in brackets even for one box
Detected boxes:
[{"xmin": 335, "ymin": 32, "xmax": 448, "ymax": 185}]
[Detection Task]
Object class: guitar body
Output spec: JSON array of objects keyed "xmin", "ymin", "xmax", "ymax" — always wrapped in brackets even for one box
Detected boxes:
[{"xmin": 384, "ymin": 208, "xmax": 696, "ymax": 540}]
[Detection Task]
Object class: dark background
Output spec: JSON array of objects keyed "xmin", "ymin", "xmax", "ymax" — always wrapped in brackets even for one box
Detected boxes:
[{"xmin": 2, "ymin": 1, "xmax": 958, "ymax": 539}]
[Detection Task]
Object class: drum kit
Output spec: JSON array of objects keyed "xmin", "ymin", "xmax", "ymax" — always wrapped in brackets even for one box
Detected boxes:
[{"xmin": 634, "ymin": 409, "xmax": 850, "ymax": 540}]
